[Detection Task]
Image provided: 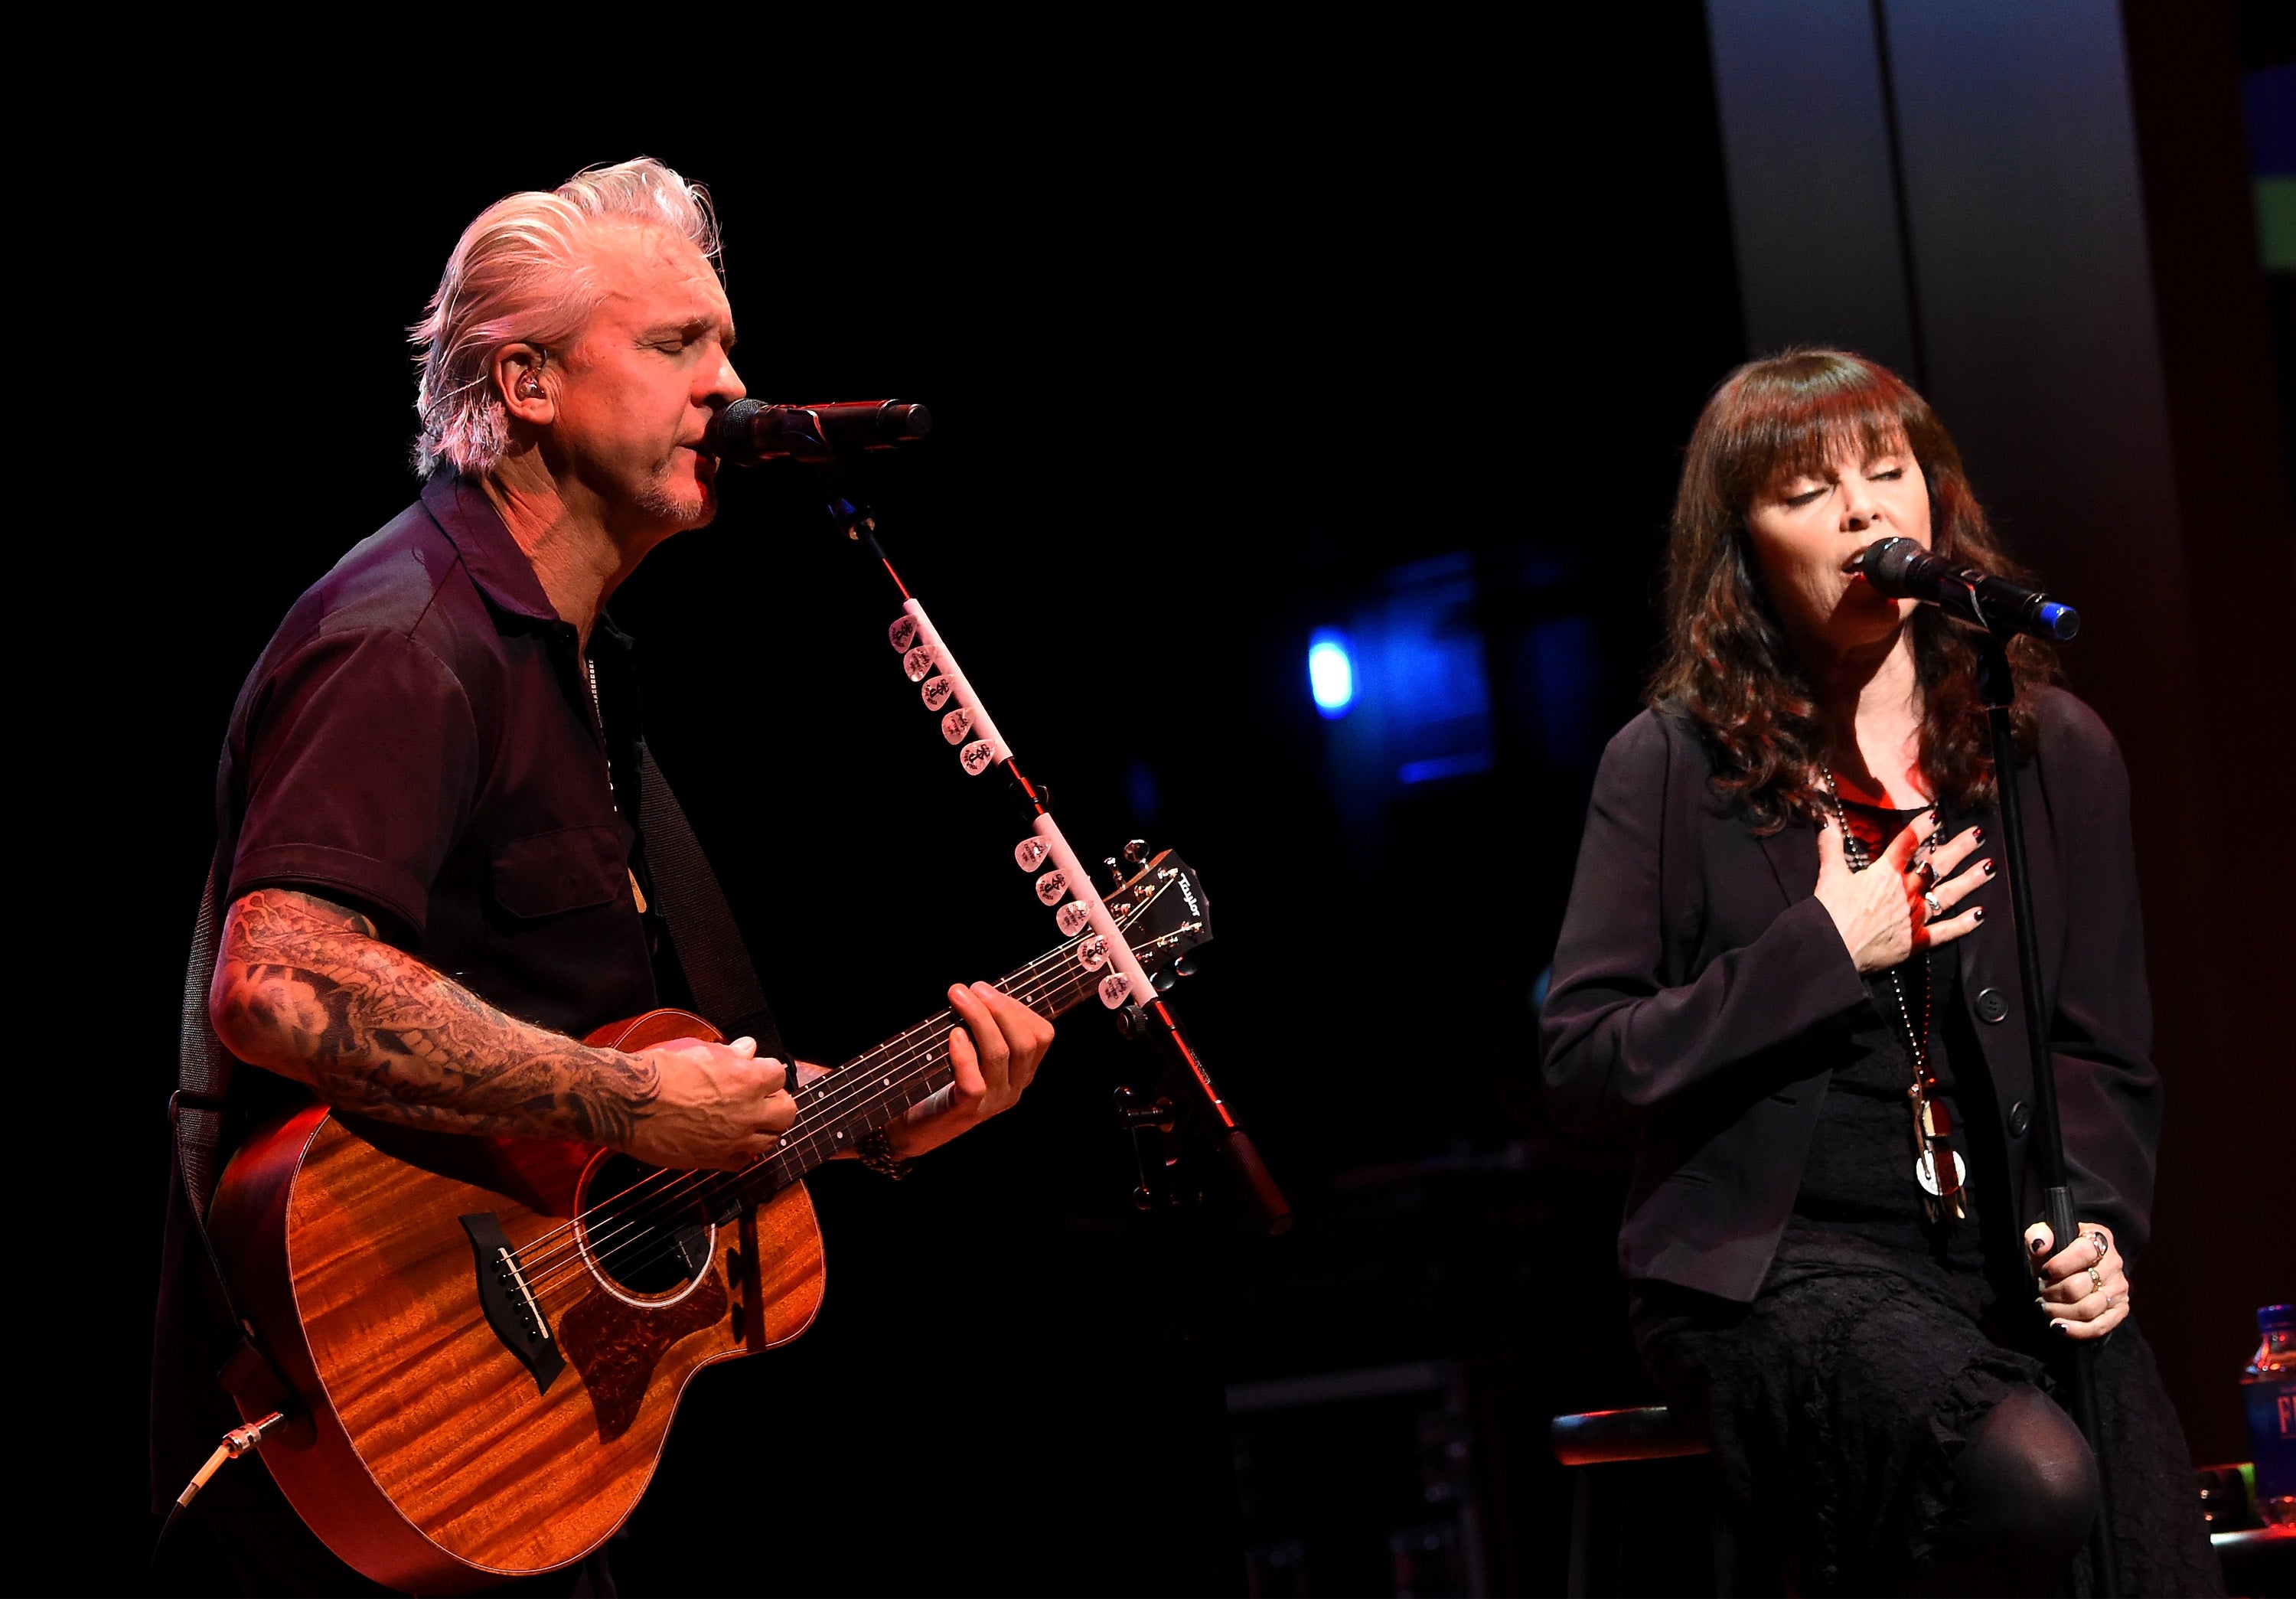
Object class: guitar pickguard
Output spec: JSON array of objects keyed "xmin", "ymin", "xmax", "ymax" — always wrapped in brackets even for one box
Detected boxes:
[{"xmin": 558, "ymin": 1268, "xmax": 730, "ymax": 1441}]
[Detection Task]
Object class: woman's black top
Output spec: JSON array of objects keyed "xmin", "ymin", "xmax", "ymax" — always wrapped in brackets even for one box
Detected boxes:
[
  {"xmin": 1789, "ymin": 796, "xmax": 1988, "ymax": 1275},
  {"xmin": 1538, "ymin": 687, "xmax": 2161, "ymax": 1301}
]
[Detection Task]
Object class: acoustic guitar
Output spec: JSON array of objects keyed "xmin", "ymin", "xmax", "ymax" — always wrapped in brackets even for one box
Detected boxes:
[{"xmin": 207, "ymin": 850, "xmax": 1212, "ymax": 1591}]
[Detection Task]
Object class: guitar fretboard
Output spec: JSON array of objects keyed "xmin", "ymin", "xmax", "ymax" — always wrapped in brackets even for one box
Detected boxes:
[{"xmin": 697, "ymin": 932, "xmax": 1104, "ymax": 1220}]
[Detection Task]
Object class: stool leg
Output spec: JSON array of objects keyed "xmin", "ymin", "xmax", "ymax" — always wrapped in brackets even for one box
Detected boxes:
[
  {"xmin": 1710, "ymin": 1467, "xmax": 1738, "ymax": 1598},
  {"xmin": 1567, "ymin": 1467, "xmax": 1592, "ymax": 1598}
]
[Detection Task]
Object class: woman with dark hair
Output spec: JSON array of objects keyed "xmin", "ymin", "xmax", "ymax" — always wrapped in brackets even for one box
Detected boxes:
[{"xmin": 1540, "ymin": 350, "xmax": 2219, "ymax": 1595}]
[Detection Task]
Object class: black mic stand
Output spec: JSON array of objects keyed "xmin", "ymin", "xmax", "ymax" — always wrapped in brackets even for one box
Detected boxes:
[
  {"xmin": 807, "ymin": 477, "xmax": 1287, "ymax": 1591},
  {"xmin": 1971, "ymin": 625, "xmax": 2118, "ymax": 1597},
  {"xmin": 813, "ymin": 481, "xmax": 1292, "ymax": 1233}
]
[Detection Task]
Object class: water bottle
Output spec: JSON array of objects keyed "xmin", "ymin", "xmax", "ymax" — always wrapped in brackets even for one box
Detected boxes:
[{"xmin": 2247, "ymin": 1303, "xmax": 2296, "ymax": 1528}]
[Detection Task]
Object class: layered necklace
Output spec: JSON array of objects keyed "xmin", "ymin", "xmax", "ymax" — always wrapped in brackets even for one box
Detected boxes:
[{"xmin": 1818, "ymin": 765, "xmax": 1967, "ymax": 1224}]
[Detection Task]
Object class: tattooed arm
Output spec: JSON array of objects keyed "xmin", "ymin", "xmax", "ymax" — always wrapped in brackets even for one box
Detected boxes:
[{"xmin": 210, "ymin": 888, "xmax": 795, "ymax": 1170}]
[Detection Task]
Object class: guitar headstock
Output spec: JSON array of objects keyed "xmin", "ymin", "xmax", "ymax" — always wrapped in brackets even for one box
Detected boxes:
[{"xmin": 1104, "ymin": 849, "xmax": 1213, "ymax": 984}]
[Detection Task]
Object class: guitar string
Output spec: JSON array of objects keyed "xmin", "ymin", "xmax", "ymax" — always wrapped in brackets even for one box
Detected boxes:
[
  {"xmin": 520, "ymin": 899, "xmax": 1200, "ymax": 1300},
  {"xmin": 512, "ymin": 948, "xmax": 1105, "ymax": 1300},
  {"xmin": 501, "ymin": 930, "xmax": 1098, "ymax": 1282},
  {"xmin": 520, "ymin": 994, "xmax": 1039, "ymax": 1297},
  {"xmin": 504, "ymin": 889, "xmax": 1178, "ymax": 1285},
  {"xmin": 511, "ymin": 938, "xmax": 1109, "ymax": 1297},
  {"xmin": 501, "ymin": 929, "xmax": 1102, "ymax": 1284},
  {"xmin": 517, "ymin": 964, "xmax": 1084, "ymax": 1303}
]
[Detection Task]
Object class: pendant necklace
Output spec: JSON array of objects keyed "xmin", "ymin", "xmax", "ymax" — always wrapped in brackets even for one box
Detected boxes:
[{"xmin": 1818, "ymin": 765, "xmax": 1967, "ymax": 1223}]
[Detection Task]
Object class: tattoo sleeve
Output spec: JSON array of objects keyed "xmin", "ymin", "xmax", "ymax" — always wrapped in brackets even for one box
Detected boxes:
[{"xmin": 211, "ymin": 887, "xmax": 660, "ymax": 1147}]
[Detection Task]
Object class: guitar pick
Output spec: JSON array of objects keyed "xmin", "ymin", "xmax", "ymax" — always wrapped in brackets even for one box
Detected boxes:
[
  {"xmin": 1035, "ymin": 869, "xmax": 1068, "ymax": 906},
  {"xmin": 960, "ymin": 739, "xmax": 998, "ymax": 776},
  {"xmin": 921, "ymin": 675, "xmax": 955, "ymax": 712},
  {"xmin": 1097, "ymin": 972, "xmax": 1133, "ymax": 1009},
  {"xmin": 1078, "ymin": 936, "xmax": 1108, "ymax": 971},
  {"xmin": 888, "ymin": 616, "xmax": 919, "ymax": 652},
  {"xmin": 941, "ymin": 706, "xmax": 974, "ymax": 745},
  {"xmin": 902, "ymin": 645, "xmax": 935, "ymax": 683},
  {"xmin": 1014, "ymin": 837, "xmax": 1051, "ymax": 872},
  {"xmin": 1056, "ymin": 902, "xmax": 1091, "ymax": 937}
]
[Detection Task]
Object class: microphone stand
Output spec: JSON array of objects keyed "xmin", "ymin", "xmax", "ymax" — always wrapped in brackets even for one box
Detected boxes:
[
  {"xmin": 814, "ymin": 486, "xmax": 1291, "ymax": 1232},
  {"xmin": 807, "ymin": 478, "xmax": 1286, "ymax": 1591},
  {"xmin": 1971, "ymin": 623, "xmax": 2118, "ymax": 1597}
]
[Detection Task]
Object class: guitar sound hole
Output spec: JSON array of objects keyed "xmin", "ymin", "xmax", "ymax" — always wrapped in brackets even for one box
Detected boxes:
[{"xmin": 576, "ymin": 1154, "xmax": 716, "ymax": 1298}]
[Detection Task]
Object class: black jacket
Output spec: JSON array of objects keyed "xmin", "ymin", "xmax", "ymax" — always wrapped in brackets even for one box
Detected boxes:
[{"xmin": 1538, "ymin": 687, "xmax": 2161, "ymax": 1302}]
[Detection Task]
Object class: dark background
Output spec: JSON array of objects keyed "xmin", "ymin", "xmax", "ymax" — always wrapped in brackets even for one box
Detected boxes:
[{"xmin": 28, "ymin": 3, "xmax": 2291, "ymax": 1594}]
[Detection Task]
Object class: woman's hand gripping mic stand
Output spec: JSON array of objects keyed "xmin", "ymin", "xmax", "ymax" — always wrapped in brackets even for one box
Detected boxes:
[{"xmin": 1858, "ymin": 537, "xmax": 2117, "ymax": 1596}]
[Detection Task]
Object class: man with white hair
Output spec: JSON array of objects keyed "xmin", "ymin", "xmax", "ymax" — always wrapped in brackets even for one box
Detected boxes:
[{"xmin": 152, "ymin": 158, "xmax": 1055, "ymax": 1594}]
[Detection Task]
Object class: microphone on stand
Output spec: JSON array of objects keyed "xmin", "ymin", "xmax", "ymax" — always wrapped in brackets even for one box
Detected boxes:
[
  {"xmin": 1856, "ymin": 536, "xmax": 2081, "ymax": 641},
  {"xmin": 708, "ymin": 398, "xmax": 933, "ymax": 466}
]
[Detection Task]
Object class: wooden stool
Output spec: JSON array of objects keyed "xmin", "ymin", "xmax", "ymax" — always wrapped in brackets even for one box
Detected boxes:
[{"xmin": 1551, "ymin": 1405, "xmax": 1730, "ymax": 1596}]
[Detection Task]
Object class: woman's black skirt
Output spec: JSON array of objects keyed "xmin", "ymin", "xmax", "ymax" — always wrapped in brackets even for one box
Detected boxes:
[{"xmin": 1631, "ymin": 1226, "xmax": 2221, "ymax": 1596}]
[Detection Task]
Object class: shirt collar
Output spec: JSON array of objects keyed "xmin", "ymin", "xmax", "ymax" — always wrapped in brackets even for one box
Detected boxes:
[{"xmin": 421, "ymin": 470, "xmax": 562, "ymax": 627}]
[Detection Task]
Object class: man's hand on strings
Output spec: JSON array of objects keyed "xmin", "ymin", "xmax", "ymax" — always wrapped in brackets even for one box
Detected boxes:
[
  {"xmin": 1814, "ymin": 811, "xmax": 1992, "ymax": 974},
  {"xmin": 2027, "ymin": 1221, "xmax": 2131, "ymax": 1341},
  {"xmin": 885, "ymin": 982, "xmax": 1055, "ymax": 1158},
  {"xmin": 623, "ymin": 1035, "xmax": 795, "ymax": 1172}
]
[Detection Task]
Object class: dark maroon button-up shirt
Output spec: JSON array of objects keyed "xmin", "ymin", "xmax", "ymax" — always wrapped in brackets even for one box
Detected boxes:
[{"xmin": 217, "ymin": 469, "xmax": 659, "ymax": 1034}]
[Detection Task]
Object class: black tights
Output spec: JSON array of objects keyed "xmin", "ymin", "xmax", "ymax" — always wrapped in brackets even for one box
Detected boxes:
[{"xmin": 1894, "ymin": 1384, "xmax": 2101, "ymax": 1597}]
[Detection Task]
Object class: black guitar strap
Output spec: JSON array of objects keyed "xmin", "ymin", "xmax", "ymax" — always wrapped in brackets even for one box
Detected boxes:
[
  {"xmin": 171, "ymin": 853, "xmax": 306, "ymax": 1431},
  {"xmin": 637, "ymin": 742, "xmax": 787, "ymax": 1062}
]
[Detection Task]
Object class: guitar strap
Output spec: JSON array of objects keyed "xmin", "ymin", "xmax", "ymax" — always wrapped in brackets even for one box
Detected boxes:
[
  {"xmin": 637, "ymin": 742, "xmax": 787, "ymax": 1062},
  {"xmin": 172, "ymin": 852, "xmax": 307, "ymax": 1432}
]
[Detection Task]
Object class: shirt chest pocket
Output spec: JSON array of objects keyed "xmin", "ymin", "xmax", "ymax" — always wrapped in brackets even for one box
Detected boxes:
[{"xmin": 490, "ymin": 824, "xmax": 629, "ymax": 919}]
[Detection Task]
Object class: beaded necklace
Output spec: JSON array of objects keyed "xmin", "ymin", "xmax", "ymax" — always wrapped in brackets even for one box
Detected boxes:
[{"xmin": 1818, "ymin": 765, "xmax": 1967, "ymax": 1223}]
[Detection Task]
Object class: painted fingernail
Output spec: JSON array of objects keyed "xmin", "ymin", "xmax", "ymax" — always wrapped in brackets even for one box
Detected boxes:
[
  {"xmin": 1973, "ymin": 906, "xmax": 1985, "ymax": 922},
  {"xmin": 2051, "ymin": 1320, "xmax": 2071, "ymax": 1336},
  {"xmin": 2031, "ymin": 1234, "xmax": 2050, "ymax": 1255},
  {"xmin": 1982, "ymin": 860, "xmax": 1995, "ymax": 876}
]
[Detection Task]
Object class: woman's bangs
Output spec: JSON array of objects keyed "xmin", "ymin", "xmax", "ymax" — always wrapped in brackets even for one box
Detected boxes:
[{"xmin": 1732, "ymin": 367, "xmax": 1917, "ymax": 504}]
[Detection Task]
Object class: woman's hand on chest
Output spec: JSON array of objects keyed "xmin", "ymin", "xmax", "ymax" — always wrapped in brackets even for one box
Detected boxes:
[{"xmin": 1814, "ymin": 809, "xmax": 1994, "ymax": 973}]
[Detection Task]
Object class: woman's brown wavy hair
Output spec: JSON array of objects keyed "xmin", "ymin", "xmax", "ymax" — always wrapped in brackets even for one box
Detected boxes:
[{"xmin": 1648, "ymin": 348, "xmax": 2053, "ymax": 832}]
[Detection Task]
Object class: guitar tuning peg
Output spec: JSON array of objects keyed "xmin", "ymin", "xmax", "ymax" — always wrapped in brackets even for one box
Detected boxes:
[
  {"xmin": 1153, "ymin": 968, "xmax": 1176, "ymax": 993},
  {"xmin": 1175, "ymin": 955, "xmax": 1200, "ymax": 978},
  {"xmin": 1101, "ymin": 856, "xmax": 1127, "ymax": 891},
  {"xmin": 1122, "ymin": 839, "xmax": 1150, "ymax": 864}
]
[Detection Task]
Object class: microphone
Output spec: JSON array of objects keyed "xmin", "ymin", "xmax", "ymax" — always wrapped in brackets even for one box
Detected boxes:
[
  {"xmin": 1856, "ymin": 537, "xmax": 2080, "ymax": 641},
  {"xmin": 708, "ymin": 398, "xmax": 932, "ymax": 466}
]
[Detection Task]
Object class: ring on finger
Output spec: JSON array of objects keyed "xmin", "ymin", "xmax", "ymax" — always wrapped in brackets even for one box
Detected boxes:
[
  {"xmin": 2087, "ymin": 1230, "xmax": 2109, "ymax": 1261},
  {"xmin": 1923, "ymin": 889, "xmax": 1944, "ymax": 922},
  {"xmin": 2088, "ymin": 1262, "xmax": 2104, "ymax": 1294},
  {"xmin": 1916, "ymin": 860, "xmax": 1938, "ymax": 889}
]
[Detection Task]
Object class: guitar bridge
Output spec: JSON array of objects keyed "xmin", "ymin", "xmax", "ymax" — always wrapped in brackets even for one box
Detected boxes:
[{"xmin": 460, "ymin": 1213, "xmax": 566, "ymax": 1394}]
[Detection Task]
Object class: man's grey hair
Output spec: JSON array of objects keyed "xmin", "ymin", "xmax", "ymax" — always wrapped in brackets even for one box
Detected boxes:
[{"xmin": 410, "ymin": 158, "xmax": 721, "ymax": 478}]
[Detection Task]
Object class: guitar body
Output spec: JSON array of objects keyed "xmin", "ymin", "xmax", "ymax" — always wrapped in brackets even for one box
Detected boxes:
[{"xmin": 208, "ymin": 1010, "xmax": 825, "ymax": 1592}]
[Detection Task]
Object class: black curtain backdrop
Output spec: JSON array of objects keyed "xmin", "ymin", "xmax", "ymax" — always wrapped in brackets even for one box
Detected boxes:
[{"xmin": 26, "ymin": 14, "xmax": 2276, "ymax": 1595}]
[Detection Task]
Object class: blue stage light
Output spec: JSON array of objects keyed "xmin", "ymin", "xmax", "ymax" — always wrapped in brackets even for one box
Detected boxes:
[{"xmin": 1307, "ymin": 631, "xmax": 1356, "ymax": 717}]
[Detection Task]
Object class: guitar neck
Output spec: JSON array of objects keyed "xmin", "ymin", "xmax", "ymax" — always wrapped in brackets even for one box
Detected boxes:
[{"xmin": 738, "ymin": 935, "xmax": 1107, "ymax": 1198}]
